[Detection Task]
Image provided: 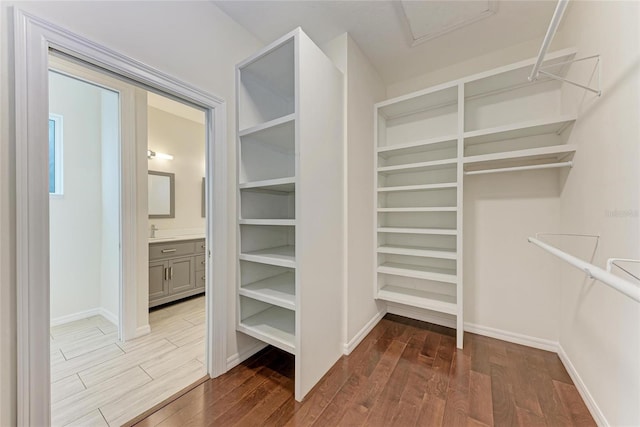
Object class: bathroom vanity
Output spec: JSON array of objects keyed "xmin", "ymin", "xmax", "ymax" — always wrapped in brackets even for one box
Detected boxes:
[{"xmin": 148, "ymin": 237, "xmax": 206, "ymax": 307}]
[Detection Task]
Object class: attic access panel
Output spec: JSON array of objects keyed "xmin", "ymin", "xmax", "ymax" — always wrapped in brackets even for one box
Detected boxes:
[{"xmin": 399, "ymin": 0, "xmax": 497, "ymax": 46}]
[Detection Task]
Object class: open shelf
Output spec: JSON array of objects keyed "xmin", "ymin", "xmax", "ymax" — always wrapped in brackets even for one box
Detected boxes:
[
  {"xmin": 239, "ymin": 177, "xmax": 295, "ymax": 193},
  {"xmin": 238, "ymin": 304, "xmax": 295, "ymax": 354},
  {"xmin": 378, "ymin": 262, "xmax": 457, "ymax": 284},
  {"xmin": 239, "ymin": 245, "xmax": 296, "ymax": 268},
  {"xmin": 377, "ymin": 158, "xmax": 456, "ymax": 174},
  {"xmin": 378, "ymin": 227, "xmax": 457, "ymax": 236},
  {"xmin": 378, "ymin": 182, "xmax": 457, "ymax": 193},
  {"xmin": 240, "ymin": 271, "xmax": 295, "ymax": 310},
  {"xmin": 464, "ymin": 48, "xmax": 577, "ymax": 99},
  {"xmin": 377, "ymin": 207, "xmax": 457, "ymax": 213},
  {"xmin": 239, "ymin": 113, "xmax": 295, "ymax": 139},
  {"xmin": 464, "ymin": 115, "xmax": 577, "ymax": 146},
  {"xmin": 238, "ymin": 38, "xmax": 294, "ymax": 130},
  {"xmin": 377, "ymin": 135, "xmax": 458, "ymax": 157},
  {"xmin": 377, "ymin": 285, "xmax": 457, "ymax": 315},
  {"xmin": 377, "ymin": 245, "xmax": 457, "ymax": 260},
  {"xmin": 464, "ymin": 144, "xmax": 577, "ymax": 172},
  {"xmin": 239, "ymin": 219, "xmax": 296, "ymax": 226}
]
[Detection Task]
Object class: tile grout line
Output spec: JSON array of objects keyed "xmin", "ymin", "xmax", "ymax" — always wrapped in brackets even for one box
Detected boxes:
[{"xmin": 98, "ymin": 408, "xmax": 110, "ymax": 427}]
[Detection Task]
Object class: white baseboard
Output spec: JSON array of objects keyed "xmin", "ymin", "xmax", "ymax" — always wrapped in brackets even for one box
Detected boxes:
[
  {"xmin": 386, "ymin": 303, "xmax": 456, "ymax": 329},
  {"xmin": 98, "ymin": 308, "xmax": 118, "ymax": 326},
  {"xmin": 226, "ymin": 342, "xmax": 268, "ymax": 371},
  {"xmin": 51, "ymin": 307, "xmax": 119, "ymax": 328},
  {"xmin": 343, "ymin": 310, "xmax": 386, "ymax": 355},
  {"xmin": 557, "ymin": 345, "xmax": 608, "ymax": 427},
  {"xmin": 463, "ymin": 322, "xmax": 558, "ymax": 352},
  {"xmin": 135, "ymin": 324, "xmax": 151, "ymax": 338}
]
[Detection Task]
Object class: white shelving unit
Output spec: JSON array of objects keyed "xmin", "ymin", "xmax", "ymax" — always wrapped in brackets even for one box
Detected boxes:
[
  {"xmin": 236, "ymin": 28, "xmax": 343, "ymax": 402},
  {"xmin": 374, "ymin": 47, "xmax": 580, "ymax": 348}
]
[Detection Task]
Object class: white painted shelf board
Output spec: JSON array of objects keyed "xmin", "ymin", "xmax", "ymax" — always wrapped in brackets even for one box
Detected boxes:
[
  {"xmin": 377, "ymin": 84, "xmax": 458, "ymax": 120},
  {"xmin": 464, "ymin": 49, "xmax": 577, "ymax": 98},
  {"xmin": 464, "ymin": 144, "xmax": 577, "ymax": 170},
  {"xmin": 378, "ymin": 159, "xmax": 456, "ymax": 174},
  {"xmin": 239, "ymin": 245, "xmax": 296, "ymax": 268},
  {"xmin": 378, "ymin": 227, "xmax": 457, "ymax": 236},
  {"xmin": 464, "ymin": 116, "xmax": 577, "ymax": 146},
  {"xmin": 378, "ymin": 262, "xmax": 457, "ymax": 284},
  {"xmin": 239, "ymin": 113, "xmax": 296, "ymax": 139},
  {"xmin": 377, "ymin": 135, "xmax": 458, "ymax": 158},
  {"xmin": 239, "ymin": 272, "xmax": 296, "ymax": 310},
  {"xmin": 239, "ymin": 177, "xmax": 295, "ymax": 193},
  {"xmin": 377, "ymin": 245, "xmax": 457, "ymax": 260},
  {"xmin": 239, "ymin": 219, "xmax": 296, "ymax": 226},
  {"xmin": 378, "ymin": 182, "xmax": 457, "ymax": 193},
  {"xmin": 377, "ymin": 285, "xmax": 457, "ymax": 315},
  {"xmin": 238, "ymin": 305, "xmax": 295, "ymax": 354},
  {"xmin": 377, "ymin": 207, "xmax": 457, "ymax": 213}
]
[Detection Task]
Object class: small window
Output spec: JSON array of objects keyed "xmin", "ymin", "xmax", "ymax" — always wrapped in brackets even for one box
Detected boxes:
[{"xmin": 49, "ymin": 114, "xmax": 63, "ymax": 195}]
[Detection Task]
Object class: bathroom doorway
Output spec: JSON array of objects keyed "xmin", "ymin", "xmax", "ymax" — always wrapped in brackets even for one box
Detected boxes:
[{"xmin": 47, "ymin": 56, "xmax": 208, "ymax": 425}]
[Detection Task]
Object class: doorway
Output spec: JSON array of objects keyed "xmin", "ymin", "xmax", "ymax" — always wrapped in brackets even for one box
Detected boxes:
[{"xmin": 15, "ymin": 10, "xmax": 228, "ymax": 426}]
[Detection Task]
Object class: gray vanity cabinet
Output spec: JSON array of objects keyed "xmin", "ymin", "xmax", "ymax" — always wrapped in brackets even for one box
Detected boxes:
[{"xmin": 149, "ymin": 238, "xmax": 205, "ymax": 307}]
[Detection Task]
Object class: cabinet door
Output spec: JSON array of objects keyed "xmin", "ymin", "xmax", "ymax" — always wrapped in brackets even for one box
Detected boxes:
[
  {"xmin": 149, "ymin": 260, "xmax": 169, "ymax": 302},
  {"xmin": 168, "ymin": 257, "xmax": 195, "ymax": 294}
]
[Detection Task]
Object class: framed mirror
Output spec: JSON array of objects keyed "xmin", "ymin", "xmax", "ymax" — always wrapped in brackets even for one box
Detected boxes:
[{"xmin": 148, "ymin": 170, "xmax": 175, "ymax": 218}]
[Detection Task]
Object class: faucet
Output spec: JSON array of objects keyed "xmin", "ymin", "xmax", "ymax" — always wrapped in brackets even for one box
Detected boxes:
[{"xmin": 150, "ymin": 224, "xmax": 158, "ymax": 238}]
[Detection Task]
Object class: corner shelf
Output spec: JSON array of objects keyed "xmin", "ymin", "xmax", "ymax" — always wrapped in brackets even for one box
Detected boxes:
[
  {"xmin": 378, "ymin": 262, "xmax": 457, "ymax": 284},
  {"xmin": 239, "ymin": 271, "xmax": 296, "ymax": 310},
  {"xmin": 377, "ymin": 286, "xmax": 457, "ymax": 315},
  {"xmin": 238, "ymin": 305, "xmax": 295, "ymax": 354}
]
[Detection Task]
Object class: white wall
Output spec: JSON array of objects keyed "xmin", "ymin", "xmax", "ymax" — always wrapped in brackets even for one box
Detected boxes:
[
  {"xmin": 48, "ymin": 72, "xmax": 104, "ymax": 321},
  {"xmin": 323, "ymin": 34, "xmax": 387, "ymax": 349},
  {"xmin": 554, "ymin": 2, "xmax": 640, "ymax": 425},
  {"xmin": 0, "ymin": 2, "xmax": 262, "ymax": 424},
  {"xmin": 147, "ymin": 106, "xmax": 206, "ymax": 234}
]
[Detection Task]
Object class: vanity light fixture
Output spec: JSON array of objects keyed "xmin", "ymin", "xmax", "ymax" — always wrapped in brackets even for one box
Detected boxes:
[{"xmin": 147, "ymin": 149, "xmax": 174, "ymax": 160}]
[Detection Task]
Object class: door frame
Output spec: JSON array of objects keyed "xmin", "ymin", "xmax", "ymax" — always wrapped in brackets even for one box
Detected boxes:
[{"xmin": 14, "ymin": 9, "xmax": 229, "ymax": 426}]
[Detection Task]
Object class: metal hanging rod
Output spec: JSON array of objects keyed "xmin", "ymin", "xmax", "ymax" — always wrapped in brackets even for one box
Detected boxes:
[
  {"xmin": 529, "ymin": 0, "xmax": 602, "ymax": 96},
  {"xmin": 528, "ymin": 237, "xmax": 640, "ymax": 303},
  {"xmin": 464, "ymin": 161, "xmax": 573, "ymax": 176},
  {"xmin": 529, "ymin": 0, "xmax": 570, "ymax": 82}
]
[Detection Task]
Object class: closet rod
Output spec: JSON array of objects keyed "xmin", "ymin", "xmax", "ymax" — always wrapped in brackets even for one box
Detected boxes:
[
  {"xmin": 464, "ymin": 161, "xmax": 573, "ymax": 176},
  {"xmin": 529, "ymin": 0, "xmax": 569, "ymax": 82},
  {"xmin": 528, "ymin": 237, "xmax": 640, "ymax": 303}
]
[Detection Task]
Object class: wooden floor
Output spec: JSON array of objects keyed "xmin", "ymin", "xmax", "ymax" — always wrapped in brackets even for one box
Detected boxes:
[
  {"xmin": 135, "ymin": 314, "xmax": 595, "ymax": 427},
  {"xmin": 50, "ymin": 296, "xmax": 206, "ymax": 426}
]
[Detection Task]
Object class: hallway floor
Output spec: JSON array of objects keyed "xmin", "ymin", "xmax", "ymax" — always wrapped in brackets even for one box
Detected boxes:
[
  {"xmin": 135, "ymin": 314, "xmax": 595, "ymax": 427},
  {"xmin": 50, "ymin": 296, "xmax": 206, "ymax": 426}
]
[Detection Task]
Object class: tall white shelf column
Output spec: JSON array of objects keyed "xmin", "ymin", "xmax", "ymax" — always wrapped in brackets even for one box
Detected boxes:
[
  {"xmin": 374, "ymin": 48, "xmax": 581, "ymax": 349},
  {"xmin": 235, "ymin": 28, "xmax": 344, "ymax": 402}
]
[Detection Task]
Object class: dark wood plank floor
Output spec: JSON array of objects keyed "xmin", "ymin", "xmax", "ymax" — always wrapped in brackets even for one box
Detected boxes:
[{"xmin": 134, "ymin": 314, "xmax": 595, "ymax": 427}]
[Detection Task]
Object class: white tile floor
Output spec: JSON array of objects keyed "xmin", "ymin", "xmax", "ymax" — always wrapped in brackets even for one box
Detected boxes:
[{"xmin": 50, "ymin": 296, "xmax": 206, "ymax": 426}]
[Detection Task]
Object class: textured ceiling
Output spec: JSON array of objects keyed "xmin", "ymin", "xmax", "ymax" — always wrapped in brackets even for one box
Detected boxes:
[{"xmin": 213, "ymin": 0, "xmax": 558, "ymax": 85}]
